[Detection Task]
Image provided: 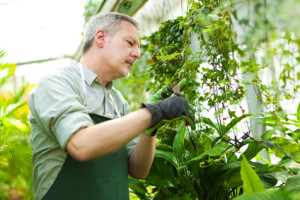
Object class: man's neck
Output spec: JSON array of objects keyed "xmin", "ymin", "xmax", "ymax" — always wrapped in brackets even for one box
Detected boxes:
[{"xmin": 80, "ymin": 54, "xmax": 111, "ymax": 87}]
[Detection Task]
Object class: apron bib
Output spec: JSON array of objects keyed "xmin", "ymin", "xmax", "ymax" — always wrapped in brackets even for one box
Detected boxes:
[{"xmin": 43, "ymin": 114, "xmax": 129, "ymax": 200}]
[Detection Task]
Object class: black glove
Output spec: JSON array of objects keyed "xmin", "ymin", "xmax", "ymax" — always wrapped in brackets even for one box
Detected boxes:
[{"xmin": 142, "ymin": 96, "xmax": 195, "ymax": 131}]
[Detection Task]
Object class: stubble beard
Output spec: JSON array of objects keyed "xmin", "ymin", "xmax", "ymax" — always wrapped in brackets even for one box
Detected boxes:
[{"xmin": 123, "ymin": 68, "xmax": 130, "ymax": 78}]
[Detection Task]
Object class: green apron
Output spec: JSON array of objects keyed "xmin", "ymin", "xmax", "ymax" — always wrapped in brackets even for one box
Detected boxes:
[{"xmin": 43, "ymin": 113, "xmax": 129, "ymax": 200}]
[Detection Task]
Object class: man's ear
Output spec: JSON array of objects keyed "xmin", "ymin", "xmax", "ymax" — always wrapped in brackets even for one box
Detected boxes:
[{"xmin": 94, "ymin": 29, "xmax": 106, "ymax": 48}]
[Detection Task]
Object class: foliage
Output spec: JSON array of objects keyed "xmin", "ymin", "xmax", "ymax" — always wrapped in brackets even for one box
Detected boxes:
[
  {"xmin": 240, "ymin": 155, "xmax": 265, "ymax": 194},
  {"xmin": 83, "ymin": 0, "xmax": 102, "ymax": 23},
  {"xmin": 126, "ymin": 0, "xmax": 300, "ymax": 199},
  {"xmin": 0, "ymin": 50, "xmax": 33, "ymax": 199}
]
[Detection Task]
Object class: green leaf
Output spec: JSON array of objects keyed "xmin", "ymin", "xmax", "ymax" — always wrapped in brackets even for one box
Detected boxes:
[
  {"xmin": 3, "ymin": 117, "xmax": 27, "ymax": 131},
  {"xmin": 288, "ymin": 129, "xmax": 300, "ymax": 142},
  {"xmin": 128, "ymin": 179, "xmax": 147, "ymax": 197},
  {"xmin": 6, "ymin": 101, "xmax": 27, "ymax": 117},
  {"xmin": 205, "ymin": 143, "xmax": 228, "ymax": 156},
  {"xmin": 240, "ymin": 154, "xmax": 265, "ymax": 194},
  {"xmin": 262, "ymin": 129, "xmax": 276, "ymax": 140},
  {"xmin": 202, "ymin": 117, "xmax": 216, "ymax": 129},
  {"xmin": 155, "ymin": 150, "xmax": 179, "ymax": 168},
  {"xmin": 232, "ymin": 190, "xmax": 293, "ymax": 200},
  {"xmin": 218, "ymin": 164, "xmax": 242, "ymax": 189},
  {"xmin": 285, "ymin": 173, "xmax": 300, "ymax": 192},
  {"xmin": 259, "ymin": 122, "xmax": 290, "ymax": 132},
  {"xmin": 189, "ymin": 152, "xmax": 206, "ymax": 162},
  {"xmin": 189, "ymin": 144, "xmax": 228, "ymax": 162},
  {"xmin": 225, "ymin": 114, "xmax": 253, "ymax": 134},
  {"xmin": 258, "ymin": 171, "xmax": 280, "ymax": 189},
  {"xmin": 221, "ymin": 167, "xmax": 242, "ymax": 189},
  {"xmin": 276, "ymin": 159, "xmax": 300, "ymax": 174},
  {"xmin": 220, "ymin": 161, "xmax": 241, "ymax": 171},
  {"xmin": 229, "ymin": 110, "xmax": 237, "ymax": 118},
  {"xmin": 173, "ymin": 122, "xmax": 186, "ymax": 160},
  {"xmin": 146, "ymin": 158, "xmax": 177, "ymax": 188},
  {"xmin": 271, "ymin": 137, "xmax": 299, "ymax": 157},
  {"xmin": 12, "ymin": 84, "xmax": 28, "ymax": 103},
  {"xmin": 242, "ymin": 141, "xmax": 263, "ymax": 161}
]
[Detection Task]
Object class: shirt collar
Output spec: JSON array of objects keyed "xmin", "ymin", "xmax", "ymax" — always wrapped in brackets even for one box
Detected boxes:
[
  {"xmin": 81, "ymin": 64, "xmax": 97, "ymax": 86},
  {"xmin": 71, "ymin": 60, "xmax": 113, "ymax": 89}
]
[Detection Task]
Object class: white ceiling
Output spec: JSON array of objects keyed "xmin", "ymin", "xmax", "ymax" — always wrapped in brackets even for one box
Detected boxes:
[
  {"xmin": 0, "ymin": 0, "xmax": 86, "ymax": 64},
  {"xmin": 0, "ymin": 0, "xmax": 186, "ymax": 84}
]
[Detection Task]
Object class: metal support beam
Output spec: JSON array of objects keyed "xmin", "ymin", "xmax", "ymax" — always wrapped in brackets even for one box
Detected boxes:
[{"xmin": 117, "ymin": 0, "xmax": 148, "ymax": 16}]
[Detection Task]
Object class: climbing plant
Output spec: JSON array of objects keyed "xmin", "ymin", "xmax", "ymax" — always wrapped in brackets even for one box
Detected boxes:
[{"xmin": 128, "ymin": 0, "xmax": 300, "ymax": 199}]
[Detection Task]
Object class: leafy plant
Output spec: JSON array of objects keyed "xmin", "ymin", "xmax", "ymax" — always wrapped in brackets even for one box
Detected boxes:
[
  {"xmin": 0, "ymin": 50, "xmax": 33, "ymax": 199},
  {"xmin": 126, "ymin": 0, "xmax": 300, "ymax": 199}
]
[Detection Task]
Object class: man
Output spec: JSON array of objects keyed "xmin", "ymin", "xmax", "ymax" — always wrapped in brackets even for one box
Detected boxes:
[{"xmin": 29, "ymin": 12, "xmax": 194, "ymax": 200}]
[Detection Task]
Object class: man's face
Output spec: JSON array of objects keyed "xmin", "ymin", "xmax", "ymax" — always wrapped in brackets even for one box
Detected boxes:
[{"xmin": 103, "ymin": 20, "xmax": 141, "ymax": 79}]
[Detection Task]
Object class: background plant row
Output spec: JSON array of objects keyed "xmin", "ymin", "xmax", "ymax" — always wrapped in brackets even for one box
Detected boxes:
[{"xmin": 126, "ymin": 0, "xmax": 300, "ymax": 199}]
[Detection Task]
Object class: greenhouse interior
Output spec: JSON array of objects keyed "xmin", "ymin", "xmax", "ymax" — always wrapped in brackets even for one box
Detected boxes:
[{"xmin": 1, "ymin": 0, "xmax": 300, "ymax": 199}]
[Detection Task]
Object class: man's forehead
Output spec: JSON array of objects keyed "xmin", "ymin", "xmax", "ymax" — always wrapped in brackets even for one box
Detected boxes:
[
  {"xmin": 119, "ymin": 20, "xmax": 138, "ymax": 33},
  {"xmin": 118, "ymin": 22, "xmax": 140, "ymax": 44}
]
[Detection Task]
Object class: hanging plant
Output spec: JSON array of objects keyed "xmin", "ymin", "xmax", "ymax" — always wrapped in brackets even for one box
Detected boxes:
[{"xmin": 128, "ymin": 0, "xmax": 300, "ymax": 199}]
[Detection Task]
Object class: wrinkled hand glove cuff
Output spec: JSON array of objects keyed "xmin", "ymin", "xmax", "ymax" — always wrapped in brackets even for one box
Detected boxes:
[{"xmin": 141, "ymin": 103, "xmax": 163, "ymax": 128}]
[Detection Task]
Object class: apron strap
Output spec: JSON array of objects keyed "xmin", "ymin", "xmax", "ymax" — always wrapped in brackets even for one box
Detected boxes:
[
  {"xmin": 78, "ymin": 63, "xmax": 121, "ymax": 118},
  {"xmin": 78, "ymin": 63, "xmax": 86, "ymax": 95}
]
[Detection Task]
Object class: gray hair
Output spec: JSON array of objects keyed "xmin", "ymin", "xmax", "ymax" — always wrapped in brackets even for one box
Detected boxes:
[{"xmin": 82, "ymin": 12, "xmax": 138, "ymax": 54}]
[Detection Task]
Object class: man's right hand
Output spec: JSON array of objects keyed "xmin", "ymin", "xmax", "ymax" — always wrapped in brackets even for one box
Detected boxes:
[
  {"xmin": 142, "ymin": 95, "xmax": 195, "ymax": 132},
  {"xmin": 145, "ymin": 79, "xmax": 188, "ymax": 136}
]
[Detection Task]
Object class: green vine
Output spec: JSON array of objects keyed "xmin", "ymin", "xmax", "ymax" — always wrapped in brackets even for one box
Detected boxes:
[{"xmin": 129, "ymin": 0, "xmax": 300, "ymax": 199}]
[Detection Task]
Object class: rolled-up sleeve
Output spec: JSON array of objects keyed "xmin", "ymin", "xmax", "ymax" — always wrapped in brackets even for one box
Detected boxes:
[{"xmin": 30, "ymin": 73, "xmax": 93, "ymax": 149}]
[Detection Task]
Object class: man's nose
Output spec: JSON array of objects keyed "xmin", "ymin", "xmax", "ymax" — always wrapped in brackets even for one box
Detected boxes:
[{"xmin": 131, "ymin": 47, "xmax": 141, "ymax": 59}]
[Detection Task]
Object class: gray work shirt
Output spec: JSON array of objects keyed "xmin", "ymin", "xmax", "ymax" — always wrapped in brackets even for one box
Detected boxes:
[{"xmin": 29, "ymin": 60, "xmax": 138, "ymax": 200}]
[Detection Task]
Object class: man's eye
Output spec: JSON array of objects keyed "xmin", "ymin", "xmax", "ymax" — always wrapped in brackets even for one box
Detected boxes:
[{"xmin": 127, "ymin": 41, "xmax": 133, "ymax": 46}]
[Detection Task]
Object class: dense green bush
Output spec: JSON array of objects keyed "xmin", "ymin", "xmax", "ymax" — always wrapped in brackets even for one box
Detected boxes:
[{"xmin": 127, "ymin": 0, "xmax": 300, "ymax": 199}]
